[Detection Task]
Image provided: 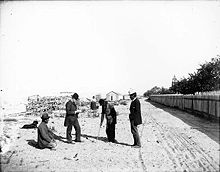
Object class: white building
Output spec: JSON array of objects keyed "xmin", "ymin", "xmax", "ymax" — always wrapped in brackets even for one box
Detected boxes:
[{"xmin": 106, "ymin": 91, "xmax": 122, "ymax": 101}]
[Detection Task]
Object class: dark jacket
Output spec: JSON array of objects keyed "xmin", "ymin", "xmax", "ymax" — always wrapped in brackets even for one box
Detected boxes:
[
  {"xmin": 37, "ymin": 122, "xmax": 54, "ymax": 148},
  {"xmin": 64, "ymin": 100, "xmax": 78, "ymax": 127},
  {"xmin": 129, "ymin": 98, "xmax": 142, "ymax": 126},
  {"xmin": 90, "ymin": 101, "xmax": 97, "ymax": 110},
  {"xmin": 102, "ymin": 102, "xmax": 117, "ymax": 124}
]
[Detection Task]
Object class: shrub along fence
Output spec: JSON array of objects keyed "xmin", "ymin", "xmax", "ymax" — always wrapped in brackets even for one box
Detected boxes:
[{"xmin": 149, "ymin": 94, "xmax": 220, "ymax": 120}]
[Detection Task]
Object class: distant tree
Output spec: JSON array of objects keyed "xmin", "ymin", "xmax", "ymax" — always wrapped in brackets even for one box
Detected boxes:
[
  {"xmin": 144, "ymin": 86, "xmax": 173, "ymax": 97},
  {"xmin": 170, "ymin": 56, "xmax": 220, "ymax": 94},
  {"xmin": 143, "ymin": 86, "xmax": 161, "ymax": 97},
  {"xmin": 160, "ymin": 87, "xmax": 174, "ymax": 94}
]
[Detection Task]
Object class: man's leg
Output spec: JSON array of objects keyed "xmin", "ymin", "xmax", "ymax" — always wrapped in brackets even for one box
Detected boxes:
[
  {"xmin": 66, "ymin": 125, "xmax": 73, "ymax": 142},
  {"xmin": 106, "ymin": 123, "xmax": 111, "ymax": 141},
  {"xmin": 109, "ymin": 123, "xmax": 115, "ymax": 142},
  {"xmin": 73, "ymin": 118, "xmax": 81, "ymax": 141},
  {"xmin": 130, "ymin": 120, "xmax": 141, "ymax": 146}
]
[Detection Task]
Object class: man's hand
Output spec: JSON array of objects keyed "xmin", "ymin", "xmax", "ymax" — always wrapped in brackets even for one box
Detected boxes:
[{"xmin": 75, "ymin": 109, "xmax": 82, "ymax": 113}]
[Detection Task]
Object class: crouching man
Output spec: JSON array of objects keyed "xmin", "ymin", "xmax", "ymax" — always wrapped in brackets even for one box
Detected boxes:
[{"xmin": 37, "ymin": 113, "xmax": 57, "ymax": 149}]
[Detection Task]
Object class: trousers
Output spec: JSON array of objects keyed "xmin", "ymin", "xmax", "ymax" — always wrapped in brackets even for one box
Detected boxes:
[
  {"xmin": 106, "ymin": 122, "xmax": 115, "ymax": 142},
  {"xmin": 130, "ymin": 119, "xmax": 141, "ymax": 146},
  {"xmin": 66, "ymin": 116, "xmax": 81, "ymax": 142}
]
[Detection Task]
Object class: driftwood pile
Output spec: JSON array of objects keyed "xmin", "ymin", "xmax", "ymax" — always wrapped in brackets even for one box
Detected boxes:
[{"xmin": 26, "ymin": 96, "xmax": 69, "ymax": 116}]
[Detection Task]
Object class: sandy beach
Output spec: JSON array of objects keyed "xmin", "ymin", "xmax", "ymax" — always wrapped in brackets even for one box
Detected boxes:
[{"xmin": 1, "ymin": 99, "xmax": 219, "ymax": 172}]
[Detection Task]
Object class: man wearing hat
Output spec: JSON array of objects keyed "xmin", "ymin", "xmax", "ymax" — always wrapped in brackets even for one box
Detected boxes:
[
  {"xmin": 99, "ymin": 98, "xmax": 117, "ymax": 143},
  {"xmin": 37, "ymin": 113, "xmax": 57, "ymax": 149},
  {"xmin": 128, "ymin": 89, "xmax": 142, "ymax": 148},
  {"xmin": 64, "ymin": 93, "xmax": 82, "ymax": 143}
]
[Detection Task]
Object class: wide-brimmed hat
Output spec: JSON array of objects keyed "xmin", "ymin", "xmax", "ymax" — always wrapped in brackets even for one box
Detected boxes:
[
  {"xmin": 72, "ymin": 93, "xmax": 79, "ymax": 100},
  {"xmin": 128, "ymin": 88, "xmax": 136, "ymax": 95},
  {"xmin": 41, "ymin": 113, "xmax": 50, "ymax": 120}
]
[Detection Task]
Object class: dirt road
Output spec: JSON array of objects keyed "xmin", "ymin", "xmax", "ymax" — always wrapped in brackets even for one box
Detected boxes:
[{"xmin": 1, "ymin": 99, "xmax": 219, "ymax": 172}]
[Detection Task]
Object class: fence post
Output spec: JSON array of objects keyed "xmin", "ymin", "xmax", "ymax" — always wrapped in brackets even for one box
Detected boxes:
[
  {"xmin": 207, "ymin": 95, "xmax": 210, "ymax": 119},
  {"xmin": 192, "ymin": 95, "xmax": 194, "ymax": 114}
]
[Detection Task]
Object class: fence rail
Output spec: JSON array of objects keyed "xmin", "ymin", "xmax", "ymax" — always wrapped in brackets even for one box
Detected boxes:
[{"xmin": 149, "ymin": 94, "xmax": 220, "ymax": 119}]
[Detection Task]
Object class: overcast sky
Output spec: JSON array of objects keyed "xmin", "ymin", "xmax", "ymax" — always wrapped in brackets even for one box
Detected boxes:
[{"xmin": 1, "ymin": 1, "xmax": 220, "ymax": 103}]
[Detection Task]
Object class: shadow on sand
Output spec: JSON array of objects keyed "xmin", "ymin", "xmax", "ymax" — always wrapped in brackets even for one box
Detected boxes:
[
  {"xmin": 26, "ymin": 133, "xmax": 66, "ymax": 148},
  {"xmin": 146, "ymin": 100, "xmax": 220, "ymax": 144},
  {"xmin": 26, "ymin": 132, "xmax": 131, "ymax": 147},
  {"xmin": 81, "ymin": 134, "xmax": 131, "ymax": 146}
]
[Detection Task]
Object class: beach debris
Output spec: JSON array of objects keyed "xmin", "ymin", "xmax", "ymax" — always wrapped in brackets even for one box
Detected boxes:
[
  {"xmin": 0, "ymin": 136, "xmax": 11, "ymax": 154},
  {"xmin": 21, "ymin": 120, "xmax": 38, "ymax": 129},
  {"xmin": 73, "ymin": 153, "xmax": 78, "ymax": 158},
  {"xmin": 38, "ymin": 160, "xmax": 49, "ymax": 163},
  {"xmin": 19, "ymin": 158, "xmax": 23, "ymax": 166},
  {"xmin": 64, "ymin": 157, "xmax": 72, "ymax": 160},
  {"xmin": 3, "ymin": 118, "xmax": 18, "ymax": 122},
  {"xmin": 0, "ymin": 150, "xmax": 16, "ymax": 164},
  {"xmin": 26, "ymin": 95, "xmax": 68, "ymax": 116},
  {"xmin": 25, "ymin": 94, "xmax": 91, "ymax": 118}
]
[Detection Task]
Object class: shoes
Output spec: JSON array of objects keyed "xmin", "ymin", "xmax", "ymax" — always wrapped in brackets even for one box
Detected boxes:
[
  {"xmin": 113, "ymin": 140, "xmax": 118, "ymax": 143},
  {"xmin": 67, "ymin": 140, "xmax": 74, "ymax": 144},
  {"xmin": 131, "ymin": 145, "xmax": 141, "ymax": 148}
]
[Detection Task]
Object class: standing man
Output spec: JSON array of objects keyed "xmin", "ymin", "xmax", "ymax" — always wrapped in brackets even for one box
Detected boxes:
[
  {"xmin": 128, "ymin": 89, "xmax": 142, "ymax": 148},
  {"xmin": 64, "ymin": 93, "xmax": 82, "ymax": 143},
  {"xmin": 38, "ymin": 113, "xmax": 57, "ymax": 149},
  {"xmin": 99, "ymin": 99, "xmax": 117, "ymax": 143},
  {"xmin": 90, "ymin": 96, "xmax": 98, "ymax": 117}
]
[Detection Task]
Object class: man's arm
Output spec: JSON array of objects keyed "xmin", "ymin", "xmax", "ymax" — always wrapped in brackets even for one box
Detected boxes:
[
  {"xmin": 48, "ymin": 127, "xmax": 55, "ymax": 140},
  {"xmin": 135, "ymin": 99, "xmax": 141, "ymax": 114},
  {"xmin": 100, "ymin": 105, "xmax": 106, "ymax": 126},
  {"xmin": 100, "ymin": 113, "xmax": 104, "ymax": 126}
]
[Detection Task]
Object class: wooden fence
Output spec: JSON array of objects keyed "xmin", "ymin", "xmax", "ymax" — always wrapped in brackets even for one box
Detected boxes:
[{"xmin": 149, "ymin": 94, "xmax": 220, "ymax": 119}]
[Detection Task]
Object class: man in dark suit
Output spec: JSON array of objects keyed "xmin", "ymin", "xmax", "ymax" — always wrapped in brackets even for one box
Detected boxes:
[
  {"xmin": 99, "ymin": 99, "xmax": 117, "ymax": 143},
  {"xmin": 128, "ymin": 89, "xmax": 142, "ymax": 148},
  {"xmin": 38, "ymin": 113, "xmax": 57, "ymax": 149},
  {"xmin": 90, "ymin": 96, "xmax": 98, "ymax": 117},
  {"xmin": 64, "ymin": 93, "xmax": 82, "ymax": 143}
]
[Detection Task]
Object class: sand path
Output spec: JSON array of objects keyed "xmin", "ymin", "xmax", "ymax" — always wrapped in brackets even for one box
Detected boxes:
[{"xmin": 1, "ymin": 99, "xmax": 219, "ymax": 172}]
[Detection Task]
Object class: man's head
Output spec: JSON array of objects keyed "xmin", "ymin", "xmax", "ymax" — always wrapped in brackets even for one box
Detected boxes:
[
  {"xmin": 128, "ymin": 89, "xmax": 137, "ymax": 100},
  {"xmin": 99, "ymin": 99, "xmax": 105, "ymax": 106},
  {"xmin": 72, "ymin": 93, "xmax": 79, "ymax": 101},
  {"xmin": 41, "ymin": 113, "xmax": 50, "ymax": 123}
]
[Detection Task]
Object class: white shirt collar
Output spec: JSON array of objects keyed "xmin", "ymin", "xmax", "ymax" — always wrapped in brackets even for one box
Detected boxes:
[{"xmin": 132, "ymin": 97, "xmax": 137, "ymax": 102}]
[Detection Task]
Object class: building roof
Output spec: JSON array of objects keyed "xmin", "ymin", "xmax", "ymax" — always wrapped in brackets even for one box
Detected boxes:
[{"xmin": 106, "ymin": 91, "xmax": 121, "ymax": 96}]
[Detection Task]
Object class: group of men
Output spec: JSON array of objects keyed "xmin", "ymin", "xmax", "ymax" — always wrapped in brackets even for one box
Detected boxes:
[{"xmin": 37, "ymin": 89, "xmax": 142, "ymax": 149}]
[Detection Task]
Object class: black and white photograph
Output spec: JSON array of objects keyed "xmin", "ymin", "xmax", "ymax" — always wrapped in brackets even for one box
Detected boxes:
[{"xmin": 0, "ymin": 1, "xmax": 220, "ymax": 172}]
